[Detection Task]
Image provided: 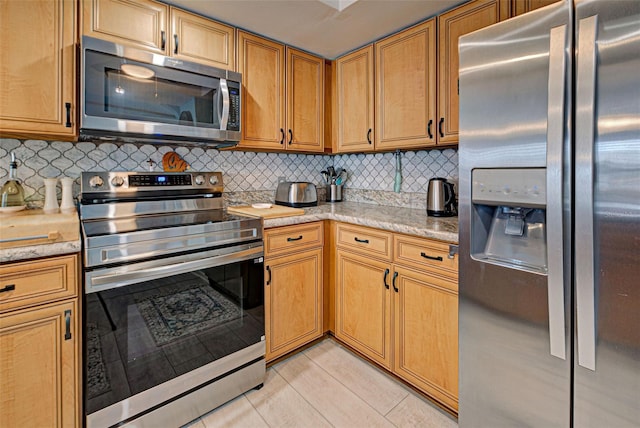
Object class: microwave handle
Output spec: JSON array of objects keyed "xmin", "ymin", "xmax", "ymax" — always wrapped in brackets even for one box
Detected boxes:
[{"xmin": 219, "ymin": 79, "xmax": 230, "ymax": 131}]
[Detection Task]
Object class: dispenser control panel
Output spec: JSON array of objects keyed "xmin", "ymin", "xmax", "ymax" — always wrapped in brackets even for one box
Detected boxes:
[{"xmin": 471, "ymin": 168, "xmax": 546, "ymax": 208}]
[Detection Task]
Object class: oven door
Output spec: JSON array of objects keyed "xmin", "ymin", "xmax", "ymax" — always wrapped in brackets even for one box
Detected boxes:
[
  {"xmin": 80, "ymin": 36, "xmax": 241, "ymax": 143},
  {"xmin": 84, "ymin": 243, "xmax": 264, "ymax": 426}
]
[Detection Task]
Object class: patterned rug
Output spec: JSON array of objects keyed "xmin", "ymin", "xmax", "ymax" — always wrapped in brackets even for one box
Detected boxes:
[
  {"xmin": 86, "ymin": 323, "xmax": 110, "ymax": 399},
  {"xmin": 136, "ymin": 282, "xmax": 242, "ymax": 346}
]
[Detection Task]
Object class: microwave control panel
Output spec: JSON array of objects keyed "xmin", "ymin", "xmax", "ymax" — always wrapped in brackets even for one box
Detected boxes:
[{"xmin": 227, "ymin": 83, "xmax": 240, "ymax": 131}]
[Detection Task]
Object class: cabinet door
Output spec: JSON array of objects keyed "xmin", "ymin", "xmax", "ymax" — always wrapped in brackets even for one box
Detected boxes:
[
  {"xmin": 0, "ymin": 0, "xmax": 76, "ymax": 139},
  {"xmin": 437, "ymin": 0, "xmax": 509, "ymax": 145},
  {"xmin": 335, "ymin": 45, "xmax": 375, "ymax": 153},
  {"xmin": 0, "ymin": 300, "xmax": 79, "ymax": 427},
  {"xmin": 286, "ymin": 47, "xmax": 324, "ymax": 152},
  {"xmin": 394, "ymin": 266, "xmax": 458, "ymax": 411},
  {"xmin": 265, "ymin": 248, "xmax": 323, "ymax": 361},
  {"xmin": 83, "ymin": 0, "xmax": 168, "ymax": 54},
  {"xmin": 375, "ymin": 19, "xmax": 436, "ymax": 150},
  {"xmin": 237, "ymin": 31, "xmax": 286, "ymax": 150},
  {"xmin": 170, "ymin": 8, "xmax": 235, "ymax": 70},
  {"xmin": 511, "ymin": 0, "xmax": 558, "ymax": 16},
  {"xmin": 335, "ymin": 250, "xmax": 392, "ymax": 369}
]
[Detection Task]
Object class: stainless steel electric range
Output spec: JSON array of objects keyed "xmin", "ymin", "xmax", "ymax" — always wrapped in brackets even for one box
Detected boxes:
[{"xmin": 79, "ymin": 171, "xmax": 265, "ymax": 428}]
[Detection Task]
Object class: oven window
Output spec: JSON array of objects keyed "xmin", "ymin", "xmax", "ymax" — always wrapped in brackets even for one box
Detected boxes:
[{"xmin": 84, "ymin": 259, "xmax": 264, "ymax": 414}]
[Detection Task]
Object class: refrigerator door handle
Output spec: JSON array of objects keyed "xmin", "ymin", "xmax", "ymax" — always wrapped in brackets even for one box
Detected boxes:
[
  {"xmin": 575, "ymin": 15, "xmax": 598, "ymax": 371},
  {"xmin": 546, "ymin": 24, "xmax": 568, "ymax": 361}
]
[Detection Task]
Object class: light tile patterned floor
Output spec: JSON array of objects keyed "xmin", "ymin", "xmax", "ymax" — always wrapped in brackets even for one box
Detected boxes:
[{"xmin": 185, "ymin": 338, "xmax": 458, "ymax": 428}]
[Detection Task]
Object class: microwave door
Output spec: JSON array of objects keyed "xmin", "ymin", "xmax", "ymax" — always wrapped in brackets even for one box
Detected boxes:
[{"xmin": 82, "ymin": 46, "xmax": 231, "ymax": 142}]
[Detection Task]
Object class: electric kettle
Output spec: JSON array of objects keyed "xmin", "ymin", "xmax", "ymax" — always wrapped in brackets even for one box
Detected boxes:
[{"xmin": 427, "ymin": 177, "xmax": 457, "ymax": 217}]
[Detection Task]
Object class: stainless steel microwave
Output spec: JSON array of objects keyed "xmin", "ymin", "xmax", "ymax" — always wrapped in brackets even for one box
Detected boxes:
[{"xmin": 80, "ymin": 36, "xmax": 241, "ymax": 146}]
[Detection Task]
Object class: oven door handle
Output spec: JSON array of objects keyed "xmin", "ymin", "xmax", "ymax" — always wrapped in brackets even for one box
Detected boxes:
[{"xmin": 87, "ymin": 246, "xmax": 262, "ymax": 292}]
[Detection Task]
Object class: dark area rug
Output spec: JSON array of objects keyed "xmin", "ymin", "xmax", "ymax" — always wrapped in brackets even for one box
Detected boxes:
[
  {"xmin": 86, "ymin": 323, "xmax": 110, "ymax": 398},
  {"xmin": 136, "ymin": 282, "xmax": 242, "ymax": 346}
]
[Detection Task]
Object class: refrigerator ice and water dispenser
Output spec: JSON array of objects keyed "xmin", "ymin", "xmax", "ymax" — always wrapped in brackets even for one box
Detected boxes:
[{"xmin": 470, "ymin": 168, "xmax": 548, "ymax": 274}]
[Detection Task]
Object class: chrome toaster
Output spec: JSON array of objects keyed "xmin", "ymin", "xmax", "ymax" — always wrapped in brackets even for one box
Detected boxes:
[{"xmin": 275, "ymin": 182, "xmax": 318, "ymax": 207}]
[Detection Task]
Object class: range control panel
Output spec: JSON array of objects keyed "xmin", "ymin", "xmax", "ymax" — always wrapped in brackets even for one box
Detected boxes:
[
  {"xmin": 471, "ymin": 168, "xmax": 546, "ymax": 208},
  {"xmin": 80, "ymin": 171, "xmax": 223, "ymax": 194}
]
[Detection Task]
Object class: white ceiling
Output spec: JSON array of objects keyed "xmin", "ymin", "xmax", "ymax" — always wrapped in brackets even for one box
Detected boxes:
[{"xmin": 165, "ymin": 0, "xmax": 467, "ymax": 59}]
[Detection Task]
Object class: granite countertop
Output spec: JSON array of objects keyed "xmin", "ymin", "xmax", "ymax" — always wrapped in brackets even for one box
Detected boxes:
[
  {"xmin": 1, "ymin": 201, "xmax": 458, "ymax": 264},
  {"xmin": 261, "ymin": 201, "xmax": 459, "ymax": 244}
]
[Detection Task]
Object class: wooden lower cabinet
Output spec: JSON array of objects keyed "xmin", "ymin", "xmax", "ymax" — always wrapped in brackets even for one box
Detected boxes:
[
  {"xmin": 265, "ymin": 248, "xmax": 323, "ymax": 361},
  {"xmin": 0, "ymin": 299, "xmax": 79, "ymax": 427},
  {"xmin": 0, "ymin": 254, "xmax": 80, "ymax": 427},
  {"xmin": 334, "ymin": 249, "xmax": 392, "ymax": 369},
  {"xmin": 264, "ymin": 222, "xmax": 324, "ymax": 361},
  {"xmin": 333, "ymin": 223, "xmax": 459, "ymax": 412},
  {"xmin": 394, "ymin": 266, "xmax": 458, "ymax": 411}
]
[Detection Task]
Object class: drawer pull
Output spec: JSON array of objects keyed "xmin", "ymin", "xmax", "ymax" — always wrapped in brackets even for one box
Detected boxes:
[
  {"xmin": 287, "ymin": 235, "xmax": 303, "ymax": 242},
  {"xmin": 383, "ymin": 268, "xmax": 390, "ymax": 290},
  {"xmin": 354, "ymin": 237, "xmax": 369, "ymax": 244},
  {"xmin": 392, "ymin": 271, "xmax": 399, "ymax": 292},
  {"xmin": 266, "ymin": 266, "xmax": 271, "ymax": 286},
  {"xmin": 0, "ymin": 284, "xmax": 16, "ymax": 293},
  {"xmin": 64, "ymin": 309, "xmax": 72, "ymax": 340},
  {"xmin": 420, "ymin": 252, "xmax": 443, "ymax": 262}
]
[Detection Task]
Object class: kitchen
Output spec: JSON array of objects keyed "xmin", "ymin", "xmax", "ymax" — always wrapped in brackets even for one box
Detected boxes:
[{"xmin": 1, "ymin": 0, "xmax": 639, "ymax": 427}]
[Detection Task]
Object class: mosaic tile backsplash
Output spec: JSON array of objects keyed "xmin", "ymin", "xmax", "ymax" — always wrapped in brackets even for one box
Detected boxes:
[{"xmin": 0, "ymin": 139, "xmax": 458, "ymax": 209}]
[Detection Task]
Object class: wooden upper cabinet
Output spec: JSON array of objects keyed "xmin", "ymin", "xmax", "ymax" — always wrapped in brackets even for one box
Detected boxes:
[
  {"xmin": 83, "ymin": 0, "xmax": 168, "ymax": 54},
  {"xmin": 170, "ymin": 8, "xmax": 235, "ymax": 70},
  {"xmin": 335, "ymin": 45, "xmax": 375, "ymax": 153},
  {"xmin": 375, "ymin": 19, "xmax": 437, "ymax": 150},
  {"xmin": 237, "ymin": 32, "xmax": 324, "ymax": 153},
  {"xmin": 84, "ymin": 1, "xmax": 235, "ymax": 69},
  {"xmin": 511, "ymin": 0, "xmax": 559, "ymax": 16},
  {"xmin": 237, "ymin": 31, "xmax": 286, "ymax": 150},
  {"xmin": 286, "ymin": 47, "xmax": 324, "ymax": 152},
  {"xmin": 437, "ymin": 0, "xmax": 510, "ymax": 145},
  {"xmin": 0, "ymin": 0, "xmax": 76, "ymax": 139}
]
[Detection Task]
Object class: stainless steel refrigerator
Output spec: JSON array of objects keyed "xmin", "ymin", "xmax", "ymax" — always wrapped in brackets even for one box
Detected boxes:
[{"xmin": 458, "ymin": 0, "xmax": 640, "ymax": 426}]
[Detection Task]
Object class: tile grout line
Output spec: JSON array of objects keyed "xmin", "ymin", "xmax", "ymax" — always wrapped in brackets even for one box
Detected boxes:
[
  {"xmin": 271, "ymin": 361, "xmax": 336, "ymax": 428},
  {"xmin": 242, "ymin": 387, "xmax": 273, "ymax": 428},
  {"xmin": 304, "ymin": 339, "xmax": 410, "ymax": 419},
  {"xmin": 299, "ymin": 340, "xmax": 400, "ymax": 422}
]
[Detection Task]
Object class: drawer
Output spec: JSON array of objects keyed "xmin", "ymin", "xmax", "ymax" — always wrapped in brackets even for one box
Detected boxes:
[
  {"xmin": 0, "ymin": 254, "xmax": 78, "ymax": 313},
  {"xmin": 335, "ymin": 223, "xmax": 392, "ymax": 261},
  {"xmin": 265, "ymin": 222, "xmax": 323, "ymax": 256},
  {"xmin": 394, "ymin": 234, "xmax": 458, "ymax": 278}
]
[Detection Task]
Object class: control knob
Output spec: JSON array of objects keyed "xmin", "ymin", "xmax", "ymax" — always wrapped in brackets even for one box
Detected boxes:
[
  {"xmin": 89, "ymin": 175, "xmax": 104, "ymax": 188},
  {"xmin": 209, "ymin": 175, "xmax": 219, "ymax": 185},
  {"xmin": 194, "ymin": 175, "xmax": 205, "ymax": 185},
  {"xmin": 111, "ymin": 176, "xmax": 125, "ymax": 187}
]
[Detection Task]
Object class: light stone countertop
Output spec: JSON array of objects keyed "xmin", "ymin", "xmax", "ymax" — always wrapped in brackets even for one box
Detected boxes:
[
  {"xmin": 259, "ymin": 201, "xmax": 459, "ymax": 244},
  {"xmin": 1, "ymin": 202, "xmax": 458, "ymax": 264},
  {"xmin": 0, "ymin": 240, "xmax": 81, "ymax": 263}
]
